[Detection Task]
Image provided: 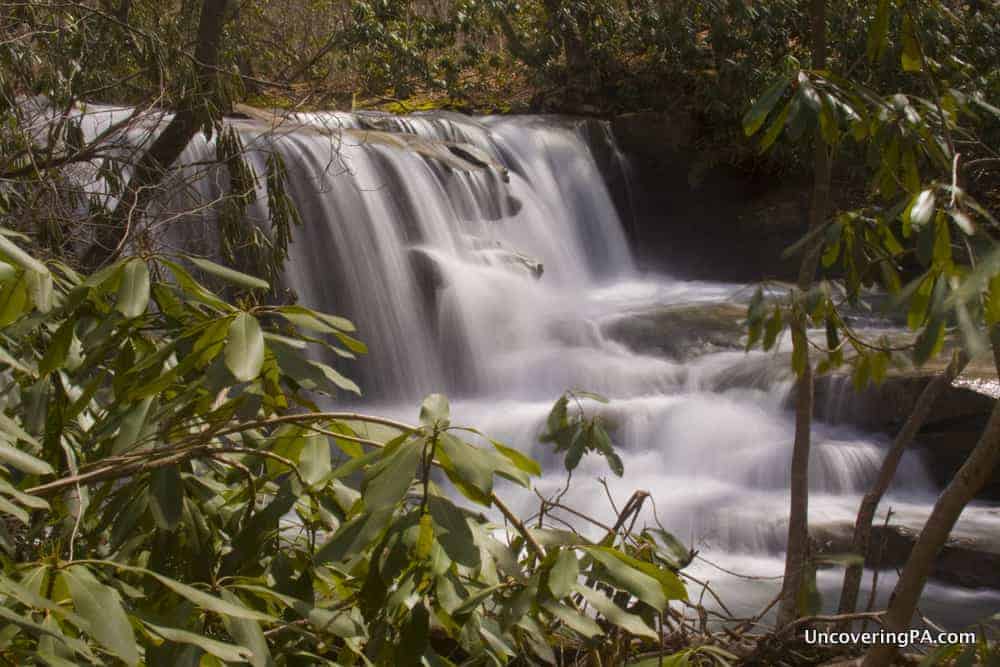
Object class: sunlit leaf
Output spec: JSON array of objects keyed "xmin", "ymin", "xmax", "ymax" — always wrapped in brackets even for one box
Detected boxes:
[
  {"xmin": 116, "ymin": 259, "xmax": 150, "ymax": 319},
  {"xmin": 64, "ymin": 566, "xmax": 139, "ymax": 666},
  {"xmin": 188, "ymin": 256, "xmax": 269, "ymax": 291},
  {"xmin": 743, "ymin": 76, "xmax": 790, "ymax": 136},
  {"xmin": 225, "ymin": 312, "xmax": 265, "ymax": 382},
  {"xmin": 547, "ymin": 549, "xmax": 579, "ymax": 599}
]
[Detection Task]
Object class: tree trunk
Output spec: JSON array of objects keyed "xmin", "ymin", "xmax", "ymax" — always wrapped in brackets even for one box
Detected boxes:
[
  {"xmin": 776, "ymin": 0, "xmax": 830, "ymax": 628},
  {"xmin": 862, "ymin": 383, "xmax": 1000, "ymax": 666},
  {"xmin": 863, "ymin": 327, "xmax": 1000, "ymax": 665},
  {"xmin": 541, "ymin": 0, "xmax": 593, "ymax": 102},
  {"xmin": 837, "ymin": 352, "xmax": 969, "ymax": 623},
  {"xmin": 83, "ymin": 0, "xmax": 230, "ymax": 269}
]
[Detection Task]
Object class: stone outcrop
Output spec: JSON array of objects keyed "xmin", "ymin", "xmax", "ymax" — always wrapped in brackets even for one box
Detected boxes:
[
  {"xmin": 813, "ymin": 373, "xmax": 999, "ymax": 499},
  {"xmin": 814, "ymin": 521, "xmax": 1000, "ymax": 589},
  {"xmin": 600, "ymin": 301, "xmax": 746, "ymax": 360}
]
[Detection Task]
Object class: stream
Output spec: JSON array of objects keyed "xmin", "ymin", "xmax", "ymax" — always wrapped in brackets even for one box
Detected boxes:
[{"xmin": 80, "ymin": 106, "xmax": 1000, "ymax": 629}]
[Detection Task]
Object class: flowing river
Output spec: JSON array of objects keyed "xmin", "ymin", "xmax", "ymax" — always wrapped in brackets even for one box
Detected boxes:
[{"xmin": 79, "ymin": 106, "xmax": 1000, "ymax": 629}]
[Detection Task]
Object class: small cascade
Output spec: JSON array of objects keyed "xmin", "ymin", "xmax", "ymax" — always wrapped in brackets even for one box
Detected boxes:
[{"xmin": 67, "ymin": 104, "xmax": 999, "ymax": 624}]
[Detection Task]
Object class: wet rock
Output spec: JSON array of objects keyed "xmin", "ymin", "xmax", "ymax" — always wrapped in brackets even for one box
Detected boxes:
[
  {"xmin": 600, "ymin": 302, "xmax": 746, "ymax": 360},
  {"xmin": 611, "ymin": 111, "xmax": 696, "ymax": 156},
  {"xmin": 813, "ymin": 373, "xmax": 999, "ymax": 499},
  {"xmin": 813, "ymin": 521, "xmax": 1000, "ymax": 590},
  {"xmin": 814, "ymin": 373, "xmax": 995, "ymax": 433}
]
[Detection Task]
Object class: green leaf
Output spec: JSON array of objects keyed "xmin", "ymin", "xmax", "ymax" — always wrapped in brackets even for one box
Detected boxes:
[
  {"xmin": 142, "ymin": 620, "xmax": 254, "ymax": 663},
  {"xmin": 646, "ymin": 528, "xmax": 694, "ymax": 570},
  {"xmin": 901, "ymin": 14, "xmax": 923, "ymax": 72},
  {"xmin": 276, "ymin": 305, "xmax": 355, "ymax": 333},
  {"xmin": 763, "ymin": 307, "xmax": 784, "ymax": 351},
  {"xmin": 757, "ymin": 96, "xmax": 793, "ymax": 153},
  {"xmin": 148, "ymin": 464, "xmax": 183, "ymax": 531},
  {"xmin": 950, "ymin": 210, "xmax": 975, "ymax": 236},
  {"xmin": 362, "ymin": 438, "xmax": 422, "ymax": 511},
  {"xmin": 914, "ymin": 317, "xmax": 945, "ymax": 365},
  {"xmin": 427, "ymin": 496, "xmax": 479, "ymax": 568},
  {"xmin": 909, "ymin": 190, "xmax": 936, "ymax": 229},
  {"xmin": 574, "ymin": 584, "xmax": 657, "ymax": 640},
  {"xmin": 547, "ymin": 550, "xmax": 579, "ymax": 598},
  {"xmin": 0, "ymin": 232, "xmax": 48, "ymax": 275},
  {"xmin": 24, "ymin": 271, "xmax": 53, "ymax": 313},
  {"xmin": 452, "ymin": 583, "xmax": 505, "ymax": 621},
  {"xmin": 437, "ymin": 433, "xmax": 494, "ymax": 505},
  {"xmin": 0, "ymin": 274, "xmax": 27, "ymax": 326},
  {"xmin": 0, "ymin": 607, "xmax": 94, "ymax": 660},
  {"xmin": 307, "ymin": 360, "xmax": 361, "ymax": 395},
  {"xmin": 491, "ymin": 440, "xmax": 541, "ymax": 476},
  {"xmin": 0, "ymin": 416, "xmax": 38, "ymax": 456},
  {"xmin": 315, "ymin": 506, "xmax": 394, "ymax": 563},
  {"xmin": 541, "ymin": 600, "xmax": 603, "ymax": 639},
  {"xmin": 38, "ymin": 321, "xmax": 75, "ymax": 377},
  {"xmin": 582, "ymin": 546, "xmax": 667, "ymax": 611},
  {"xmin": 546, "ymin": 395, "xmax": 568, "ymax": 434},
  {"xmin": 0, "ymin": 574, "xmax": 86, "ymax": 628},
  {"xmin": 416, "ymin": 512, "xmax": 434, "ymax": 560},
  {"xmin": 0, "ymin": 261, "xmax": 16, "ymax": 282},
  {"xmin": 299, "ymin": 433, "xmax": 331, "ymax": 487},
  {"xmin": 866, "ymin": 0, "xmax": 890, "ymax": 62},
  {"xmin": 0, "ymin": 478, "xmax": 49, "ymax": 511},
  {"xmin": 585, "ymin": 545, "xmax": 686, "ymax": 603},
  {"xmin": 225, "ymin": 313, "xmax": 265, "ymax": 382},
  {"xmin": 0, "ymin": 341, "xmax": 30, "ymax": 374},
  {"xmin": 572, "ymin": 390, "xmax": 609, "ymax": 403},
  {"xmin": 116, "ymin": 259, "xmax": 150, "ymax": 319},
  {"xmin": 907, "ymin": 274, "xmax": 934, "ymax": 330},
  {"xmin": 396, "ymin": 601, "xmax": 430, "ymax": 662},
  {"xmin": 0, "ymin": 442, "xmax": 53, "ymax": 476},
  {"xmin": 188, "ymin": 256, "xmax": 269, "ymax": 291},
  {"xmin": 63, "ymin": 566, "xmax": 139, "ymax": 666},
  {"xmin": 529, "ymin": 528, "xmax": 593, "ymax": 548},
  {"xmin": 933, "ymin": 213, "xmax": 952, "ymax": 267},
  {"xmin": 0, "ymin": 496, "xmax": 29, "ymax": 524},
  {"xmin": 420, "ymin": 393, "xmax": 450, "ymax": 426},
  {"xmin": 818, "ymin": 94, "xmax": 841, "ymax": 146},
  {"xmin": 133, "ymin": 569, "xmax": 274, "ymax": 622},
  {"xmin": 743, "ymin": 76, "xmax": 790, "ymax": 137},
  {"xmin": 627, "ymin": 651, "xmax": 692, "ymax": 667},
  {"xmin": 159, "ymin": 259, "xmax": 232, "ymax": 311},
  {"xmin": 112, "ymin": 397, "xmax": 154, "ymax": 454},
  {"xmin": 313, "ymin": 311, "xmax": 356, "ymax": 333},
  {"xmin": 564, "ymin": 429, "xmax": 586, "ymax": 471}
]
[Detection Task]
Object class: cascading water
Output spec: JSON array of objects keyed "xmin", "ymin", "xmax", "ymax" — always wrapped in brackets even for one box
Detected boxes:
[{"xmin": 75, "ymin": 104, "xmax": 1000, "ymax": 627}]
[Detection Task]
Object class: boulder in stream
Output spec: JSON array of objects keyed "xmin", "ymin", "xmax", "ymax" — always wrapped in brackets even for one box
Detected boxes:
[
  {"xmin": 813, "ymin": 520, "xmax": 1000, "ymax": 589},
  {"xmin": 600, "ymin": 301, "xmax": 747, "ymax": 360},
  {"xmin": 813, "ymin": 373, "xmax": 999, "ymax": 499}
]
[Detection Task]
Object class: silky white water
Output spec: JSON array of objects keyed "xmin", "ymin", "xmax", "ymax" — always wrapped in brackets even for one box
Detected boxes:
[{"xmin": 72, "ymin": 105, "xmax": 1000, "ymax": 628}]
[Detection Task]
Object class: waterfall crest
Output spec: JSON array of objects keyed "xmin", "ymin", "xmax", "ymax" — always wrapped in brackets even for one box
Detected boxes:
[{"xmin": 60, "ymin": 103, "xmax": 1000, "ymax": 628}]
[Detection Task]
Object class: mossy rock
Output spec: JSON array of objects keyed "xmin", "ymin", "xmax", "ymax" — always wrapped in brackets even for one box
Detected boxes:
[{"xmin": 601, "ymin": 301, "xmax": 746, "ymax": 360}]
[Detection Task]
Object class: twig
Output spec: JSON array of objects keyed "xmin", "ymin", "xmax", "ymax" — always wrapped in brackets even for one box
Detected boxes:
[{"xmin": 861, "ymin": 508, "xmax": 894, "ymax": 633}]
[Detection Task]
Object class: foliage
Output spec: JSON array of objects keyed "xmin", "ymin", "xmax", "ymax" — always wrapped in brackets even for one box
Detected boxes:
[
  {"xmin": 744, "ymin": 0, "xmax": 1000, "ymax": 388},
  {"xmin": 0, "ymin": 232, "xmax": 690, "ymax": 664},
  {"xmin": 540, "ymin": 390, "xmax": 622, "ymax": 476},
  {"xmin": 742, "ymin": 0, "xmax": 1000, "ymax": 661}
]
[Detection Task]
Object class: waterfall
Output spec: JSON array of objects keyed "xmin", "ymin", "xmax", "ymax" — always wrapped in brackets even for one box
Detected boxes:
[
  {"xmin": 165, "ymin": 112, "xmax": 637, "ymax": 398},
  {"xmin": 68, "ymin": 105, "xmax": 1000, "ymax": 626}
]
